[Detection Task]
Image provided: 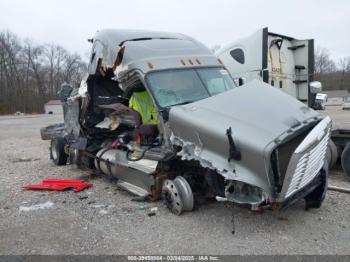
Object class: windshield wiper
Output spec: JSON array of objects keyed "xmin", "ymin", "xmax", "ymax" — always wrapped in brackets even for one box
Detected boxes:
[{"xmin": 173, "ymin": 100, "xmax": 197, "ymax": 106}]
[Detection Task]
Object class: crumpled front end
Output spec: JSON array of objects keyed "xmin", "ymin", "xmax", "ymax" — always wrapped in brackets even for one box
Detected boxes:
[
  {"xmin": 170, "ymin": 115, "xmax": 331, "ymax": 208},
  {"xmin": 168, "ymin": 81, "xmax": 330, "ymax": 208}
]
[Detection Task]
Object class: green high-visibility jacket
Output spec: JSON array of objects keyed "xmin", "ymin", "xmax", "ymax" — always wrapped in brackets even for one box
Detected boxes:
[{"xmin": 129, "ymin": 91, "xmax": 158, "ymax": 125}]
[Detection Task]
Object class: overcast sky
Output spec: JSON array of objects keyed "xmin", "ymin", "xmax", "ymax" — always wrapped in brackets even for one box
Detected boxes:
[{"xmin": 0, "ymin": 0, "xmax": 349, "ymax": 61}]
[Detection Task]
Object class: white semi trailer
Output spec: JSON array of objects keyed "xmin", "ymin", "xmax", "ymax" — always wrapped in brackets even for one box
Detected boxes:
[
  {"xmin": 216, "ymin": 27, "xmax": 320, "ymax": 108},
  {"xmin": 216, "ymin": 27, "xmax": 350, "ymax": 174}
]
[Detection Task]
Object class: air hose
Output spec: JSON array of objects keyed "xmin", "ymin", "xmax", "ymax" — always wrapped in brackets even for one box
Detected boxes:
[{"xmin": 126, "ymin": 137, "xmax": 163, "ymax": 161}]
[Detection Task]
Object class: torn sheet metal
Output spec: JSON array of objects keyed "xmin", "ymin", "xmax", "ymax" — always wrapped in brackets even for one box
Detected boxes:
[
  {"xmin": 40, "ymin": 123, "xmax": 66, "ymax": 140},
  {"xmin": 63, "ymin": 99, "xmax": 80, "ymax": 139},
  {"xmin": 171, "ymin": 133, "xmax": 220, "ymax": 173},
  {"xmin": 78, "ymin": 75, "xmax": 88, "ymax": 97},
  {"xmin": 168, "ymin": 81, "xmax": 322, "ymax": 195}
]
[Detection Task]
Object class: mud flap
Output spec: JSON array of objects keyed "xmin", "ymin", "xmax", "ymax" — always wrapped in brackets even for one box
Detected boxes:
[{"xmin": 304, "ymin": 162, "xmax": 328, "ymax": 209}]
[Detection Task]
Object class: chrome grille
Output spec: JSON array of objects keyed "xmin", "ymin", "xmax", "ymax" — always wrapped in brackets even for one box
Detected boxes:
[
  {"xmin": 279, "ymin": 116, "xmax": 331, "ymax": 200},
  {"xmin": 285, "ymin": 129, "xmax": 330, "ymax": 198}
]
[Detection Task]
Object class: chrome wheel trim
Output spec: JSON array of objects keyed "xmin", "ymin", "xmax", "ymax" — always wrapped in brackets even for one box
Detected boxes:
[
  {"xmin": 162, "ymin": 179, "xmax": 183, "ymax": 215},
  {"xmin": 174, "ymin": 176, "xmax": 194, "ymax": 212},
  {"xmin": 51, "ymin": 140, "xmax": 58, "ymax": 160}
]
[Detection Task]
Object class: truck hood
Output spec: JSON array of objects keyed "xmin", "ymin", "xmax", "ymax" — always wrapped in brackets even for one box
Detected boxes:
[{"xmin": 168, "ymin": 80, "xmax": 320, "ymax": 193}]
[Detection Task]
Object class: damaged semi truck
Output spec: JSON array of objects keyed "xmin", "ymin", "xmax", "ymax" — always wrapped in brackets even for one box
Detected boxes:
[{"xmin": 41, "ymin": 29, "xmax": 331, "ymax": 215}]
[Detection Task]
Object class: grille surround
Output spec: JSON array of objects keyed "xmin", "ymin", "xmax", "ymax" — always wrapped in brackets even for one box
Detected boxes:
[{"xmin": 278, "ymin": 116, "xmax": 331, "ymax": 200}]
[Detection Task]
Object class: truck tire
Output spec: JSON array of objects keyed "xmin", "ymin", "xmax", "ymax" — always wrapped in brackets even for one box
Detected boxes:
[
  {"xmin": 341, "ymin": 143, "xmax": 350, "ymax": 176},
  {"xmin": 326, "ymin": 139, "xmax": 338, "ymax": 168},
  {"xmin": 50, "ymin": 138, "xmax": 68, "ymax": 166}
]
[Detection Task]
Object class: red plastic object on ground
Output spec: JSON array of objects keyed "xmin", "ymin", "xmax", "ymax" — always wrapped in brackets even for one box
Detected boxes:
[{"xmin": 22, "ymin": 179, "xmax": 92, "ymax": 192}]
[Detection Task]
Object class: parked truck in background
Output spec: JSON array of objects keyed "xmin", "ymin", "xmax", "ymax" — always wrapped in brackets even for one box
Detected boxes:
[
  {"xmin": 315, "ymin": 93, "xmax": 327, "ymax": 110},
  {"xmin": 216, "ymin": 27, "xmax": 319, "ymax": 107},
  {"xmin": 216, "ymin": 27, "xmax": 350, "ymax": 175}
]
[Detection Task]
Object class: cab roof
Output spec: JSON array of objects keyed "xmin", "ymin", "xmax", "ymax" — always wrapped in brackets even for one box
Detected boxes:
[{"xmin": 87, "ymin": 29, "xmax": 221, "ymax": 77}]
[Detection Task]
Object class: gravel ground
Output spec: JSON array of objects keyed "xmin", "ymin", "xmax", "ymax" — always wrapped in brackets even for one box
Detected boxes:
[
  {"xmin": 0, "ymin": 113, "xmax": 349, "ymax": 255},
  {"xmin": 320, "ymin": 105, "xmax": 350, "ymax": 130}
]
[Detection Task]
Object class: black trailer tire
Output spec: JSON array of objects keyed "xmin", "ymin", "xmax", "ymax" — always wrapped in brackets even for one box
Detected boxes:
[
  {"xmin": 341, "ymin": 143, "xmax": 350, "ymax": 176},
  {"xmin": 50, "ymin": 138, "xmax": 68, "ymax": 166},
  {"xmin": 326, "ymin": 139, "xmax": 338, "ymax": 168}
]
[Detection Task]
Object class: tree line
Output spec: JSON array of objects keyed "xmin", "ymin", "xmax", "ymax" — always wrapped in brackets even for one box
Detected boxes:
[
  {"xmin": 0, "ymin": 29, "xmax": 349, "ymax": 114},
  {"xmin": 0, "ymin": 30, "xmax": 87, "ymax": 114},
  {"xmin": 314, "ymin": 47, "xmax": 350, "ymax": 92}
]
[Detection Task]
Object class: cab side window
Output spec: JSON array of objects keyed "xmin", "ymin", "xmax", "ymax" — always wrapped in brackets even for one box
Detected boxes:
[{"xmin": 230, "ymin": 48, "xmax": 245, "ymax": 64}]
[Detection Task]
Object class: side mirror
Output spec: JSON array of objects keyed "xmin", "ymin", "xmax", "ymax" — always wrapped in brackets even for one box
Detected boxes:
[
  {"xmin": 238, "ymin": 78, "xmax": 245, "ymax": 86},
  {"xmin": 58, "ymin": 84, "xmax": 73, "ymax": 102},
  {"xmin": 309, "ymin": 81, "xmax": 322, "ymax": 94}
]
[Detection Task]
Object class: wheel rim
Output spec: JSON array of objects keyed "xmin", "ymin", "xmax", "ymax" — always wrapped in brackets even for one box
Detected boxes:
[
  {"xmin": 162, "ymin": 179, "xmax": 183, "ymax": 215},
  {"xmin": 161, "ymin": 177, "xmax": 194, "ymax": 215},
  {"xmin": 51, "ymin": 140, "xmax": 58, "ymax": 160},
  {"xmin": 173, "ymin": 176, "xmax": 194, "ymax": 211}
]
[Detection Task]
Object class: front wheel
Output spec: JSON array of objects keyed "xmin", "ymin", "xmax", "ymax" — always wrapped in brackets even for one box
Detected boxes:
[
  {"xmin": 50, "ymin": 137, "xmax": 68, "ymax": 166},
  {"xmin": 162, "ymin": 176, "xmax": 194, "ymax": 215}
]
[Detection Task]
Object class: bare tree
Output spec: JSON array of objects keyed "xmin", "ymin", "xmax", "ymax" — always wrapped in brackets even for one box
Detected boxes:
[
  {"xmin": 314, "ymin": 47, "xmax": 336, "ymax": 75},
  {"xmin": 313, "ymin": 47, "xmax": 349, "ymax": 92},
  {"xmin": 338, "ymin": 57, "xmax": 350, "ymax": 90},
  {"xmin": 0, "ymin": 29, "xmax": 87, "ymax": 114},
  {"xmin": 0, "ymin": 31, "xmax": 23, "ymax": 113},
  {"xmin": 43, "ymin": 43, "xmax": 56, "ymax": 96},
  {"xmin": 339, "ymin": 57, "xmax": 350, "ymax": 73}
]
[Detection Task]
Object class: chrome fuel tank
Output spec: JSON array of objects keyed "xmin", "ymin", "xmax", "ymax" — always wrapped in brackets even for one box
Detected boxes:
[{"xmin": 94, "ymin": 148, "xmax": 158, "ymax": 196}]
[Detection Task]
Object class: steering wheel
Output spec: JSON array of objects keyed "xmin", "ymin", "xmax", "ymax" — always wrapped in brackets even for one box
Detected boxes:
[{"xmin": 157, "ymin": 89, "xmax": 180, "ymax": 106}]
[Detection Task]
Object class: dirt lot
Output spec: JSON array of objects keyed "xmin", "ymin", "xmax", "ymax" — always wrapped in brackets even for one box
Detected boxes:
[
  {"xmin": 320, "ymin": 105, "xmax": 350, "ymax": 130},
  {"xmin": 0, "ymin": 113, "xmax": 349, "ymax": 255}
]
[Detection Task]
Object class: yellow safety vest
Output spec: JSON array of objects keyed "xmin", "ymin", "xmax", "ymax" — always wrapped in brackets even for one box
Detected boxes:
[{"xmin": 129, "ymin": 91, "xmax": 158, "ymax": 124}]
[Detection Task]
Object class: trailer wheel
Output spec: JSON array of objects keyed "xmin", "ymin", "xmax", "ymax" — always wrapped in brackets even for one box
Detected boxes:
[
  {"xmin": 50, "ymin": 138, "xmax": 68, "ymax": 166},
  {"xmin": 326, "ymin": 139, "xmax": 338, "ymax": 168},
  {"xmin": 341, "ymin": 143, "xmax": 350, "ymax": 176}
]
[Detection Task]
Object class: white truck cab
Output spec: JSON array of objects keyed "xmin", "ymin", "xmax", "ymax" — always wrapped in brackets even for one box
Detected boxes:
[{"xmin": 216, "ymin": 27, "xmax": 320, "ymax": 108}]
